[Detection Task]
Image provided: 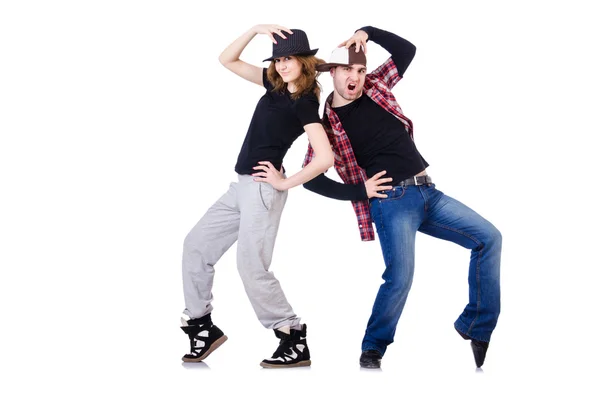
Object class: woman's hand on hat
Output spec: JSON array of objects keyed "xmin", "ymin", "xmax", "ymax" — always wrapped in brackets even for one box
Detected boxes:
[
  {"xmin": 253, "ymin": 24, "xmax": 294, "ymax": 44},
  {"xmin": 338, "ymin": 30, "xmax": 369, "ymax": 54},
  {"xmin": 253, "ymin": 161, "xmax": 288, "ymax": 191}
]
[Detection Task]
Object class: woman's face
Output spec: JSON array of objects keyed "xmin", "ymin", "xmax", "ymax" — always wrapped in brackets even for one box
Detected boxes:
[{"xmin": 274, "ymin": 56, "xmax": 302, "ymax": 83}]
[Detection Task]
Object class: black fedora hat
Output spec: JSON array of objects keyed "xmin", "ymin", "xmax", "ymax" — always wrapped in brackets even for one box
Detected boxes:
[{"xmin": 263, "ymin": 29, "xmax": 318, "ymax": 62}]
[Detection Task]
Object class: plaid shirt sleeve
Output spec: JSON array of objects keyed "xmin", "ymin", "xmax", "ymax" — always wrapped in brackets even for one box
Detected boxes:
[
  {"xmin": 368, "ymin": 57, "xmax": 401, "ymax": 90},
  {"xmin": 365, "ymin": 58, "xmax": 414, "ymax": 141}
]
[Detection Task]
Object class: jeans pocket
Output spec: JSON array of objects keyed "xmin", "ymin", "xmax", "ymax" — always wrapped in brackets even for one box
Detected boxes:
[{"xmin": 381, "ymin": 186, "xmax": 406, "ymax": 202}]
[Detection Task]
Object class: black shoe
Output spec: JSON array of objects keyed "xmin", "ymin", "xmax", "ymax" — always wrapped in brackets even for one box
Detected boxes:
[
  {"xmin": 180, "ymin": 313, "xmax": 228, "ymax": 362},
  {"xmin": 260, "ymin": 324, "xmax": 311, "ymax": 368},
  {"xmin": 359, "ymin": 350, "xmax": 382, "ymax": 369},
  {"xmin": 455, "ymin": 327, "xmax": 489, "ymax": 368}
]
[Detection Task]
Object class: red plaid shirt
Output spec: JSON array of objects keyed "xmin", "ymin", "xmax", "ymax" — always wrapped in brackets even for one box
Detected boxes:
[{"xmin": 303, "ymin": 57, "xmax": 414, "ymax": 241}]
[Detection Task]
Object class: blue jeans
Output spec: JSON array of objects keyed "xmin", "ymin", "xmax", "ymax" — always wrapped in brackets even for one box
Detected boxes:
[{"xmin": 363, "ymin": 183, "xmax": 502, "ymax": 355}]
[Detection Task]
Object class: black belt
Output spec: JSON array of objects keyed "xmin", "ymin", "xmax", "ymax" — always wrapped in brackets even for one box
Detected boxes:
[{"xmin": 399, "ymin": 175, "xmax": 432, "ymax": 186}]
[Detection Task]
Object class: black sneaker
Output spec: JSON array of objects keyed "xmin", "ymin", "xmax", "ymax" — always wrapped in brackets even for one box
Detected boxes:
[
  {"xmin": 359, "ymin": 350, "xmax": 382, "ymax": 369},
  {"xmin": 180, "ymin": 313, "xmax": 228, "ymax": 362},
  {"xmin": 455, "ymin": 327, "xmax": 489, "ymax": 368},
  {"xmin": 260, "ymin": 324, "xmax": 311, "ymax": 368}
]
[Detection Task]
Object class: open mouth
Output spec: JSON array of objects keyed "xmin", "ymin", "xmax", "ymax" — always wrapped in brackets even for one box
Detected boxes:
[{"xmin": 348, "ymin": 83, "xmax": 356, "ymax": 91}]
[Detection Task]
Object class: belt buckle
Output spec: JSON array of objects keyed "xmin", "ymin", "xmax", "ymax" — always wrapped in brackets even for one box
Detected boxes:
[{"xmin": 413, "ymin": 175, "xmax": 419, "ymax": 185}]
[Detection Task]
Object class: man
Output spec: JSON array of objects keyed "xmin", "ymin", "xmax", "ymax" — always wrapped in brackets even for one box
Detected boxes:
[{"xmin": 302, "ymin": 26, "xmax": 502, "ymax": 369}]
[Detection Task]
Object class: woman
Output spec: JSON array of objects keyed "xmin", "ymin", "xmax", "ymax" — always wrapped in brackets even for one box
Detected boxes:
[{"xmin": 179, "ymin": 25, "xmax": 333, "ymax": 368}]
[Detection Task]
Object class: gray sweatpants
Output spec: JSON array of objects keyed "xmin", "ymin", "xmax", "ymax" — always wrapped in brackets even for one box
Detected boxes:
[{"xmin": 182, "ymin": 174, "xmax": 300, "ymax": 330}]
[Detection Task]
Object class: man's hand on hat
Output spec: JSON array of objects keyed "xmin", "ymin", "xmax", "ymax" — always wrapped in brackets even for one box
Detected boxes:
[
  {"xmin": 253, "ymin": 161, "xmax": 288, "ymax": 191},
  {"xmin": 338, "ymin": 30, "xmax": 369, "ymax": 54},
  {"xmin": 253, "ymin": 24, "xmax": 294, "ymax": 44}
]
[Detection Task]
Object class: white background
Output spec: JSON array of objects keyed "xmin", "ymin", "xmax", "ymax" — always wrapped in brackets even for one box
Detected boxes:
[{"xmin": 1, "ymin": 0, "xmax": 599, "ymax": 396}]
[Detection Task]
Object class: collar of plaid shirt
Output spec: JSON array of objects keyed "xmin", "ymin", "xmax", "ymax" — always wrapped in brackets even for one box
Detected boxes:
[{"xmin": 303, "ymin": 57, "xmax": 414, "ymax": 241}]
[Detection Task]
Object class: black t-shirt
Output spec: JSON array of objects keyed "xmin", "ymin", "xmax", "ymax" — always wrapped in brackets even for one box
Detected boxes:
[
  {"xmin": 333, "ymin": 94, "xmax": 429, "ymax": 186},
  {"xmin": 234, "ymin": 69, "xmax": 321, "ymax": 175},
  {"xmin": 304, "ymin": 27, "xmax": 426, "ymax": 202}
]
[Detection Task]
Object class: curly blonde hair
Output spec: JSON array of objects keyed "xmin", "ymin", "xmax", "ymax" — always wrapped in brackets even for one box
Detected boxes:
[{"xmin": 266, "ymin": 55, "xmax": 326, "ymax": 100}]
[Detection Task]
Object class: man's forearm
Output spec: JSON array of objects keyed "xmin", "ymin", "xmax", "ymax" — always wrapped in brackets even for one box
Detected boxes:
[
  {"xmin": 303, "ymin": 173, "xmax": 368, "ymax": 201},
  {"xmin": 358, "ymin": 26, "xmax": 416, "ymax": 76}
]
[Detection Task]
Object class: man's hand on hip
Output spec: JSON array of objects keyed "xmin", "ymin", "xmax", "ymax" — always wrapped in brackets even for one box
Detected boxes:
[{"xmin": 365, "ymin": 170, "xmax": 393, "ymax": 198}]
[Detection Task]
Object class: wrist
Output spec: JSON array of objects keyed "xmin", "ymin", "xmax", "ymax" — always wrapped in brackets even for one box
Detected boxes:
[
  {"xmin": 361, "ymin": 183, "xmax": 370, "ymax": 200},
  {"xmin": 279, "ymin": 178, "xmax": 291, "ymax": 191},
  {"xmin": 273, "ymin": 179, "xmax": 289, "ymax": 192},
  {"xmin": 356, "ymin": 26, "xmax": 372, "ymax": 41}
]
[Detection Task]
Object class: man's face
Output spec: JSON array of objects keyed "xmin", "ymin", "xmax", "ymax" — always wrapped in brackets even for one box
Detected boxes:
[
  {"xmin": 331, "ymin": 64, "xmax": 367, "ymax": 105},
  {"xmin": 274, "ymin": 56, "xmax": 302, "ymax": 83}
]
